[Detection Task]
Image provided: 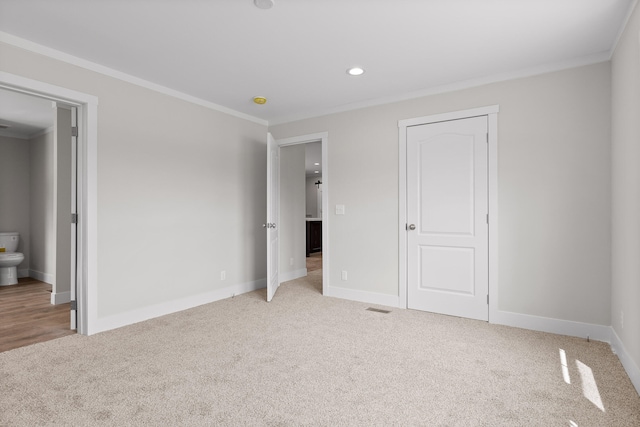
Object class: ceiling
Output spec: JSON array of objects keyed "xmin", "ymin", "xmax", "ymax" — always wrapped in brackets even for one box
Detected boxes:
[
  {"xmin": 305, "ymin": 142, "xmax": 321, "ymax": 177},
  {"xmin": 0, "ymin": 88, "xmax": 54, "ymax": 138},
  {"xmin": 0, "ymin": 0, "xmax": 633, "ymax": 126}
]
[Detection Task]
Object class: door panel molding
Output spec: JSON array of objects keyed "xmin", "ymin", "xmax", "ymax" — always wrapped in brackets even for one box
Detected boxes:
[{"xmin": 398, "ymin": 106, "xmax": 499, "ymax": 321}]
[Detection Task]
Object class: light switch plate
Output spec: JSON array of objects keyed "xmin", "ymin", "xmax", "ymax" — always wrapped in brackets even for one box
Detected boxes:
[{"xmin": 335, "ymin": 204, "xmax": 345, "ymax": 215}]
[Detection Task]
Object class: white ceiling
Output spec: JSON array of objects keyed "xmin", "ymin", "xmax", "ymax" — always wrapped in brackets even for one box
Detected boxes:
[
  {"xmin": 0, "ymin": 0, "xmax": 633, "ymax": 125},
  {"xmin": 0, "ymin": 88, "xmax": 54, "ymax": 139},
  {"xmin": 305, "ymin": 142, "xmax": 321, "ymax": 177}
]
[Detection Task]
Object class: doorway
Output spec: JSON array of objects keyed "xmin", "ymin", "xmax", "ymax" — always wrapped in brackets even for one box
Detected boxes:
[
  {"xmin": 399, "ymin": 106, "xmax": 498, "ymax": 321},
  {"xmin": 0, "ymin": 71, "xmax": 98, "ymax": 336},
  {"xmin": 268, "ymin": 132, "xmax": 328, "ymax": 301},
  {"xmin": 0, "ymin": 88, "xmax": 77, "ymax": 346},
  {"xmin": 279, "ymin": 141, "xmax": 323, "ymax": 277}
]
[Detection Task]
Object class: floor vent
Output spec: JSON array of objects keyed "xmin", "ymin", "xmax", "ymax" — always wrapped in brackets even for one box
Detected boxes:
[{"xmin": 366, "ymin": 307, "xmax": 391, "ymax": 314}]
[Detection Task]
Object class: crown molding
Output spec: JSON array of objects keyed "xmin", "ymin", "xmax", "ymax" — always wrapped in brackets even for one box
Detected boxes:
[
  {"xmin": 269, "ymin": 51, "xmax": 610, "ymax": 126},
  {"xmin": 609, "ymin": 0, "xmax": 639, "ymax": 59},
  {"xmin": 0, "ymin": 32, "xmax": 268, "ymax": 127}
]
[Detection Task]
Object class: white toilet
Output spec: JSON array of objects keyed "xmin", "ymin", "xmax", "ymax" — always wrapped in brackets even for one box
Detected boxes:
[{"xmin": 0, "ymin": 232, "xmax": 25, "ymax": 286}]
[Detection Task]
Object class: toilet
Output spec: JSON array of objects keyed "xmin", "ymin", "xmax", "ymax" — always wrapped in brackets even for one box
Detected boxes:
[{"xmin": 0, "ymin": 232, "xmax": 25, "ymax": 286}]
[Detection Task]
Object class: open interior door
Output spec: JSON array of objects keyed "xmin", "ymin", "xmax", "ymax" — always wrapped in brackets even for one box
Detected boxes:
[{"xmin": 266, "ymin": 133, "xmax": 280, "ymax": 301}]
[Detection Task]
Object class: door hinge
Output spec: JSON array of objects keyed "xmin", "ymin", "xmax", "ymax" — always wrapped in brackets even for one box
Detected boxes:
[
  {"xmin": 71, "ymin": 126, "xmax": 78, "ymax": 137},
  {"xmin": 486, "ymin": 133, "xmax": 489, "ymax": 143},
  {"xmin": 486, "ymin": 214, "xmax": 489, "ymax": 224},
  {"xmin": 70, "ymin": 300, "xmax": 77, "ymax": 310},
  {"xmin": 487, "ymin": 294, "xmax": 489, "ymax": 305},
  {"xmin": 71, "ymin": 213, "xmax": 78, "ymax": 224}
]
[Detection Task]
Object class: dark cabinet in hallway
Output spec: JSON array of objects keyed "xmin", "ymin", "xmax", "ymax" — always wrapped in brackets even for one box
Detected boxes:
[{"xmin": 306, "ymin": 220, "xmax": 322, "ymax": 257}]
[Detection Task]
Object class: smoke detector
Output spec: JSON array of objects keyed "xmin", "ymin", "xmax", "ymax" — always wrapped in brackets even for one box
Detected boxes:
[{"xmin": 254, "ymin": 0, "xmax": 274, "ymax": 9}]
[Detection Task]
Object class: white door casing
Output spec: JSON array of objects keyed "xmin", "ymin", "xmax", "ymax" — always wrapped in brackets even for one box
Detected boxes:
[
  {"xmin": 70, "ymin": 106, "xmax": 78, "ymax": 330},
  {"xmin": 266, "ymin": 132, "xmax": 280, "ymax": 302},
  {"xmin": 405, "ymin": 114, "xmax": 491, "ymax": 321}
]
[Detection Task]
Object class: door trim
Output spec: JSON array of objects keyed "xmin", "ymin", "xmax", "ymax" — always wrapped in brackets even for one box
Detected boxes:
[
  {"xmin": 275, "ymin": 132, "xmax": 329, "ymax": 296},
  {"xmin": 0, "ymin": 71, "xmax": 98, "ymax": 335},
  {"xmin": 398, "ymin": 105, "xmax": 499, "ymax": 321}
]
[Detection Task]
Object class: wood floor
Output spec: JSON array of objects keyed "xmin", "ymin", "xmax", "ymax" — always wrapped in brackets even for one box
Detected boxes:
[
  {"xmin": 0, "ymin": 277, "xmax": 75, "ymax": 353},
  {"xmin": 307, "ymin": 252, "xmax": 322, "ymax": 272}
]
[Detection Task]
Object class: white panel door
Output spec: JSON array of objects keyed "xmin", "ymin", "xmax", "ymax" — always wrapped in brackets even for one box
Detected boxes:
[
  {"xmin": 407, "ymin": 116, "xmax": 488, "ymax": 321},
  {"xmin": 266, "ymin": 133, "xmax": 280, "ymax": 302}
]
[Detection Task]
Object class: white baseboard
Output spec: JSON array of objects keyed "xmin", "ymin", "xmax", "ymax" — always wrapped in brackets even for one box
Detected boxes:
[
  {"xmin": 610, "ymin": 328, "xmax": 640, "ymax": 396},
  {"xmin": 490, "ymin": 309, "xmax": 612, "ymax": 343},
  {"xmin": 51, "ymin": 291, "xmax": 71, "ymax": 305},
  {"xmin": 279, "ymin": 268, "xmax": 307, "ymax": 284},
  {"xmin": 459, "ymin": 308, "xmax": 640, "ymax": 396},
  {"xmin": 325, "ymin": 285, "xmax": 399, "ymax": 308},
  {"xmin": 18, "ymin": 268, "xmax": 30, "ymax": 279},
  {"xmin": 91, "ymin": 278, "xmax": 267, "ymax": 335},
  {"xmin": 29, "ymin": 269, "xmax": 54, "ymax": 284},
  {"xmin": 490, "ymin": 309, "xmax": 640, "ymax": 395}
]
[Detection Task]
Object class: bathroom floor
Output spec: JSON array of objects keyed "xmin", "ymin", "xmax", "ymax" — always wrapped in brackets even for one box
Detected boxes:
[{"xmin": 0, "ymin": 278, "xmax": 75, "ymax": 353}]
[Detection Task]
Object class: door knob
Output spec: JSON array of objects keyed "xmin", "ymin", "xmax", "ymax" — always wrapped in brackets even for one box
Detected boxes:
[{"xmin": 408, "ymin": 224, "xmax": 416, "ymax": 230}]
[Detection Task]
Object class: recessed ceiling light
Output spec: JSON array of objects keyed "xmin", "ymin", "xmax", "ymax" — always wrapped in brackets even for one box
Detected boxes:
[
  {"xmin": 314, "ymin": 162, "xmax": 320, "ymax": 166},
  {"xmin": 254, "ymin": 0, "xmax": 274, "ymax": 9},
  {"xmin": 314, "ymin": 170, "xmax": 319, "ymax": 173},
  {"xmin": 253, "ymin": 96, "xmax": 267, "ymax": 105},
  {"xmin": 347, "ymin": 67, "xmax": 365, "ymax": 76}
]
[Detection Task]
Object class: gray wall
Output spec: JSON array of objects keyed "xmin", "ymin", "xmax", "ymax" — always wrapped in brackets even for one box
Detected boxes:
[
  {"xmin": 271, "ymin": 61, "xmax": 612, "ymax": 327},
  {"xmin": 0, "ymin": 128, "xmax": 61, "ymax": 287},
  {"xmin": 305, "ymin": 176, "xmax": 321, "ymax": 218},
  {"xmin": 0, "ymin": 135, "xmax": 30, "ymax": 273},
  {"xmin": 611, "ymin": 1, "xmax": 640, "ymax": 382},
  {"xmin": 29, "ymin": 129, "xmax": 55, "ymax": 282},
  {"xmin": 0, "ymin": 41, "xmax": 268, "ymax": 319},
  {"xmin": 279, "ymin": 144, "xmax": 306, "ymax": 279}
]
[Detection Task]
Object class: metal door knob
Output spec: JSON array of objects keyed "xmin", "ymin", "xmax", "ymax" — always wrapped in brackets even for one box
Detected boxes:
[{"xmin": 408, "ymin": 224, "xmax": 416, "ymax": 230}]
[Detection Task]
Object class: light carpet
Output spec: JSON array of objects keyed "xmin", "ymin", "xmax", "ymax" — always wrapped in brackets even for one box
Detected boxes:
[{"xmin": 1, "ymin": 269, "xmax": 639, "ymax": 426}]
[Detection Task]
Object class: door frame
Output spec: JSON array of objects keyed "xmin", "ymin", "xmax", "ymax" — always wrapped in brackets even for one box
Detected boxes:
[
  {"xmin": 275, "ymin": 132, "xmax": 329, "ymax": 295},
  {"xmin": 0, "ymin": 71, "xmax": 98, "ymax": 335},
  {"xmin": 398, "ymin": 105, "xmax": 498, "ymax": 321}
]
